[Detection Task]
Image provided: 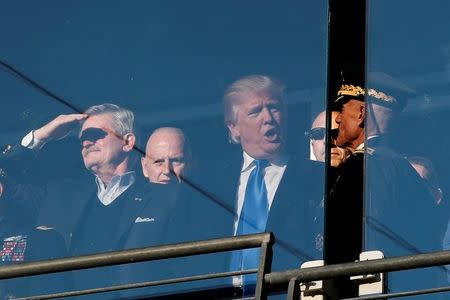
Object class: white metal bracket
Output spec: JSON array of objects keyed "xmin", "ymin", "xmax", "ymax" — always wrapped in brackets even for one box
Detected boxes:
[
  {"xmin": 300, "ymin": 260, "xmax": 325, "ymax": 300},
  {"xmin": 350, "ymin": 250, "xmax": 385, "ymax": 296}
]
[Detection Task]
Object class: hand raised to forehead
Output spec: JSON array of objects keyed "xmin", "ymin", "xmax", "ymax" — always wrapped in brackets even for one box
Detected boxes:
[{"xmin": 34, "ymin": 114, "xmax": 88, "ymax": 142}]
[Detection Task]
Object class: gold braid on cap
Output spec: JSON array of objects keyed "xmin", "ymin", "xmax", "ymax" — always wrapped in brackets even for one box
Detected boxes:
[
  {"xmin": 337, "ymin": 84, "xmax": 365, "ymax": 97},
  {"xmin": 367, "ymin": 88, "xmax": 396, "ymax": 103},
  {"xmin": 337, "ymin": 84, "xmax": 396, "ymax": 104}
]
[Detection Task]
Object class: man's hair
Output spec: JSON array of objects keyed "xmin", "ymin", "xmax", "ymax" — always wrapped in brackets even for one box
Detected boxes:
[
  {"xmin": 223, "ymin": 75, "xmax": 285, "ymax": 143},
  {"xmin": 84, "ymin": 103, "xmax": 135, "ymax": 136}
]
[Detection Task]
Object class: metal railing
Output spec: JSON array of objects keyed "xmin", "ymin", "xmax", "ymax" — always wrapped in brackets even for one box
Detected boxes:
[
  {"xmin": 2, "ymin": 232, "xmax": 450, "ymax": 299},
  {"xmin": 273, "ymin": 250, "xmax": 450, "ymax": 300},
  {"xmin": 0, "ymin": 233, "xmax": 273, "ymax": 300}
]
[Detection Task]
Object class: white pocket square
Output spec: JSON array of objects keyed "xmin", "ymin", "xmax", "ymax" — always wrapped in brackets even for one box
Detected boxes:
[{"xmin": 135, "ymin": 217, "xmax": 155, "ymax": 223}]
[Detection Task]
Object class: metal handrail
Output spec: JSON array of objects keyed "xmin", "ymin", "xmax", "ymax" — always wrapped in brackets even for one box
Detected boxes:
[
  {"xmin": 0, "ymin": 232, "xmax": 272, "ymax": 280},
  {"xmin": 18, "ymin": 269, "xmax": 258, "ymax": 300},
  {"xmin": 3, "ymin": 234, "xmax": 450, "ymax": 299},
  {"xmin": 266, "ymin": 249, "xmax": 450, "ymax": 287},
  {"xmin": 0, "ymin": 232, "xmax": 273, "ymax": 299},
  {"xmin": 341, "ymin": 285, "xmax": 450, "ymax": 300},
  {"xmin": 268, "ymin": 250, "xmax": 450, "ymax": 300}
]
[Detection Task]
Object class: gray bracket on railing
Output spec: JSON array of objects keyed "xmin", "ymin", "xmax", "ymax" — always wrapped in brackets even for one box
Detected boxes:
[
  {"xmin": 255, "ymin": 232, "xmax": 274, "ymax": 300},
  {"xmin": 350, "ymin": 250, "xmax": 385, "ymax": 296},
  {"xmin": 286, "ymin": 260, "xmax": 325, "ymax": 300},
  {"xmin": 300, "ymin": 260, "xmax": 325, "ymax": 300}
]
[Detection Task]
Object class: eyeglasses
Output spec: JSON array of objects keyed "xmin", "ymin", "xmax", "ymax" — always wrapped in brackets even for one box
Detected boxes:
[
  {"xmin": 305, "ymin": 127, "xmax": 325, "ymax": 140},
  {"xmin": 79, "ymin": 128, "xmax": 108, "ymax": 144},
  {"xmin": 305, "ymin": 128, "xmax": 340, "ymax": 140}
]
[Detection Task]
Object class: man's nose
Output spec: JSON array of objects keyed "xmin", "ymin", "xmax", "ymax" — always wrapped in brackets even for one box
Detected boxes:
[
  {"xmin": 335, "ymin": 112, "xmax": 342, "ymax": 124},
  {"xmin": 262, "ymin": 107, "xmax": 275, "ymax": 123},
  {"xmin": 82, "ymin": 139, "xmax": 94, "ymax": 148},
  {"xmin": 161, "ymin": 161, "xmax": 171, "ymax": 174}
]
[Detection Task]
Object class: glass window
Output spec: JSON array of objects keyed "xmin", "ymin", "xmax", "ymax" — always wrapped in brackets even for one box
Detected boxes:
[
  {"xmin": 366, "ymin": 0, "xmax": 450, "ymax": 297},
  {"xmin": 0, "ymin": 1, "xmax": 328, "ymax": 298}
]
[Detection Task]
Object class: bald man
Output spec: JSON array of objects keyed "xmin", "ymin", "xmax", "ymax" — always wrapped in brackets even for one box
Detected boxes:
[{"xmin": 141, "ymin": 127, "xmax": 190, "ymax": 184}]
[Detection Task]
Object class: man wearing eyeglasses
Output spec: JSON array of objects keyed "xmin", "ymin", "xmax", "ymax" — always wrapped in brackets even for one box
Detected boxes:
[
  {"xmin": 20, "ymin": 104, "xmax": 175, "ymax": 297},
  {"xmin": 307, "ymin": 110, "xmax": 350, "ymax": 167}
]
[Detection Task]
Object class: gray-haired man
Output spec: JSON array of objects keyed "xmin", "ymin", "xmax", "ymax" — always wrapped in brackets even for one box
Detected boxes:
[{"xmin": 21, "ymin": 104, "xmax": 172, "ymax": 297}]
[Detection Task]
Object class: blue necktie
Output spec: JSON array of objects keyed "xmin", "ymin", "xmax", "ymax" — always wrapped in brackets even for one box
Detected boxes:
[{"xmin": 234, "ymin": 159, "xmax": 269, "ymax": 294}]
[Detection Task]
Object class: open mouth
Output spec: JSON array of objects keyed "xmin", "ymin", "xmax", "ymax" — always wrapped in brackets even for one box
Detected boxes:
[{"xmin": 264, "ymin": 128, "xmax": 281, "ymax": 142}]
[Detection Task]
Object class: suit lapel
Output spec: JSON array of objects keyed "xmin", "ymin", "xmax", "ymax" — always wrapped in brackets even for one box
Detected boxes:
[
  {"xmin": 112, "ymin": 182, "xmax": 150, "ymax": 249},
  {"xmin": 266, "ymin": 162, "xmax": 291, "ymax": 229},
  {"xmin": 69, "ymin": 179, "xmax": 97, "ymax": 251}
]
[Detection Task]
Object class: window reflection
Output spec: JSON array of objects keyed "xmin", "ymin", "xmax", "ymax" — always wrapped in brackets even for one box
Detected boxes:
[
  {"xmin": 368, "ymin": 0, "xmax": 450, "ymax": 296},
  {"xmin": 0, "ymin": 1, "xmax": 327, "ymax": 298}
]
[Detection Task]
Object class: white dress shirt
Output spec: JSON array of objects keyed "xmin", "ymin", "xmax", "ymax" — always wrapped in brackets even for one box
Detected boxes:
[
  {"xmin": 95, "ymin": 171, "xmax": 136, "ymax": 206},
  {"xmin": 21, "ymin": 130, "xmax": 45, "ymax": 149},
  {"xmin": 232, "ymin": 151, "xmax": 287, "ymax": 286},
  {"xmin": 233, "ymin": 151, "xmax": 287, "ymax": 235}
]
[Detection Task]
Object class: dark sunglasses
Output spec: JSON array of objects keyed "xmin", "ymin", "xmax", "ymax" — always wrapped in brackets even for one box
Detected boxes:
[
  {"xmin": 305, "ymin": 128, "xmax": 340, "ymax": 141},
  {"xmin": 79, "ymin": 128, "xmax": 108, "ymax": 144},
  {"xmin": 305, "ymin": 127, "xmax": 325, "ymax": 140}
]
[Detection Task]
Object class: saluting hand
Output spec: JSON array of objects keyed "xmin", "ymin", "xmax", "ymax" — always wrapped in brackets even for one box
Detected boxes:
[{"xmin": 34, "ymin": 114, "xmax": 88, "ymax": 143}]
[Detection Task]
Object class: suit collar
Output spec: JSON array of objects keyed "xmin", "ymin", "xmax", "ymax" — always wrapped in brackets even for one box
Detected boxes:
[
  {"xmin": 241, "ymin": 151, "xmax": 288, "ymax": 172},
  {"xmin": 94, "ymin": 171, "xmax": 136, "ymax": 206},
  {"xmin": 112, "ymin": 180, "xmax": 151, "ymax": 248}
]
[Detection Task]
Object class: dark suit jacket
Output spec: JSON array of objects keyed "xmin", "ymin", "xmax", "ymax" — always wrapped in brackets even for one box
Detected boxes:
[
  {"xmin": 328, "ymin": 137, "xmax": 442, "ymax": 296},
  {"xmin": 0, "ymin": 181, "xmax": 70, "ymax": 299},
  {"xmin": 2, "ymin": 140, "xmax": 190, "ymax": 298},
  {"xmin": 1, "ymin": 140, "xmax": 93, "ymax": 248},
  {"xmin": 196, "ymin": 153, "xmax": 324, "ymax": 272},
  {"xmin": 69, "ymin": 179, "xmax": 179, "ymax": 298},
  {"xmin": 364, "ymin": 137, "xmax": 440, "ymax": 254}
]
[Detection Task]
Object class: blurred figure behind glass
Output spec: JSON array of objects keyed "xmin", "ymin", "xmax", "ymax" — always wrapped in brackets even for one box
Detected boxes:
[
  {"xmin": 0, "ymin": 152, "xmax": 69, "ymax": 299},
  {"xmin": 406, "ymin": 155, "xmax": 444, "ymax": 206}
]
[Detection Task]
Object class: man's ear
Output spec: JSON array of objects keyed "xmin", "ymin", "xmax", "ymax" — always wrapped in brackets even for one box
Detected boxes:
[
  {"xmin": 141, "ymin": 157, "xmax": 149, "ymax": 178},
  {"xmin": 226, "ymin": 121, "xmax": 240, "ymax": 141},
  {"xmin": 358, "ymin": 103, "xmax": 366, "ymax": 127},
  {"xmin": 0, "ymin": 182, "xmax": 4, "ymax": 198},
  {"xmin": 123, "ymin": 133, "xmax": 136, "ymax": 152}
]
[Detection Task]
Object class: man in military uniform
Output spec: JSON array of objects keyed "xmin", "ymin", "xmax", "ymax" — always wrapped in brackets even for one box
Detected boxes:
[{"xmin": 326, "ymin": 82, "xmax": 439, "ymax": 296}]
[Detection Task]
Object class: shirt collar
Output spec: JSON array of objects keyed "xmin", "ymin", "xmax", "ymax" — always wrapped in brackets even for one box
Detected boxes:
[
  {"xmin": 355, "ymin": 135, "xmax": 381, "ymax": 151},
  {"xmin": 95, "ymin": 171, "xmax": 136, "ymax": 190},
  {"xmin": 355, "ymin": 143, "xmax": 365, "ymax": 151},
  {"xmin": 241, "ymin": 151, "xmax": 288, "ymax": 172},
  {"xmin": 367, "ymin": 135, "xmax": 380, "ymax": 141}
]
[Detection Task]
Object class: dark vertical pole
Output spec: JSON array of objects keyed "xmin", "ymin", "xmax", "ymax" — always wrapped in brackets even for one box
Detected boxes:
[{"xmin": 324, "ymin": 0, "xmax": 367, "ymax": 299}]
